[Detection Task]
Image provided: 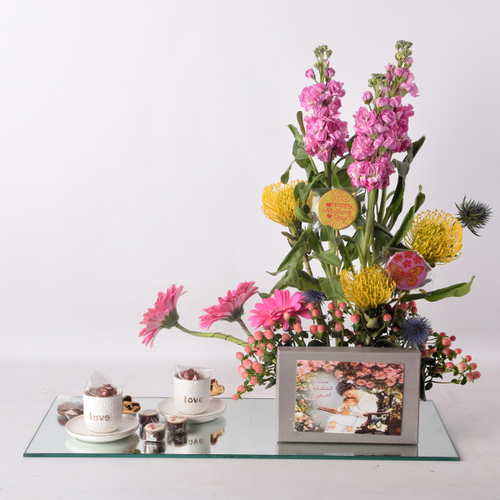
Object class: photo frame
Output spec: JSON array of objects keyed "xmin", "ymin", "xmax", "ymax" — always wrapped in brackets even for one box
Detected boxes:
[{"xmin": 276, "ymin": 346, "xmax": 421, "ymax": 444}]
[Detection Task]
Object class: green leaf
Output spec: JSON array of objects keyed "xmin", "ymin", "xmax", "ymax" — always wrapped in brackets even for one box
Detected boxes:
[
  {"xmin": 319, "ymin": 276, "xmax": 343, "ymax": 300},
  {"xmin": 297, "ymin": 111, "xmax": 306, "ymax": 136},
  {"xmin": 276, "ymin": 228, "xmax": 312, "ymax": 273},
  {"xmin": 393, "ymin": 159, "xmax": 410, "ymax": 177},
  {"xmin": 288, "ymin": 124, "xmax": 303, "ymax": 142},
  {"xmin": 336, "ymin": 238, "xmax": 355, "ymax": 271},
  {"xmin": 315, "ymin": 251, "xmax": 341, "ymax": 267},
  {"xmin": 386, "ymin": 185, "xmax": 425, "ymax": 247},
  {"xmin": 280, "ymin": 162, "xmax": 294, "ymax": 184},
  {"xmin": 295, "ymin": 204, "xmax": 313, "ymax": 223},
  {"xmin": 320, "ymin": 225, "xmax": 336, "ymax": 243},
  {"xmin": 401, "ymin": 277, "xmax": 475, "ymax": 303},
  {"xmin": 292, "ymin": 140, "xmax": 309, "ymax": 160},
  {"xmin": 272, "ymin": 266, "xmax": 321, "ymax": 293},
  {"xmin": 405, "ymin": 135, "xmax": 426, "ymax": 164}
]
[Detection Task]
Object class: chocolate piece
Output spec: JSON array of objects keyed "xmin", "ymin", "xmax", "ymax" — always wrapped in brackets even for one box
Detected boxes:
[
  {"xmin": 138, "ymin": 409, "xmax": 159, "ymax": 426},
  {"xmin": 210, "ymin": 378, "xmax": 225, "ymax": 396},
  {"xmin": 166, "ymin": 415, "xmax": 187, "ymax": 434},
  {"xmin": 95, "ymin": 384, "xmax": 118, "ymax": 397},
  {"xmin": 57, "ymin": 401, "xmax": 84, "ymax": 419},
  {"xmin": 123, "ymin": 395, "xmax": 141, "ymax": 414},
  {"xmin": 167, "ymin": 433, "xmax": 187, "ymax": 447},
  {"xmin": 182, "ymin": 368, "xmax": 200, "ymax": 380},
  {"xmin": 143, "ymin": 422, "xmax": 166, "ymax": 442}
]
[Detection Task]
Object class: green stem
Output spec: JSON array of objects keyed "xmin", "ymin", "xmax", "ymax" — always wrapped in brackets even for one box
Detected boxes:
[
  {"xmin": 361, "ymin": 190, "xmax": 377, "ymax": 268},
  {"xmin": 175, "ymin": 323, "xmax": 249, "ymax": 347},
  {"xmin": 237, "ymin": 319, "xmax": 252, "ymax": 338}
]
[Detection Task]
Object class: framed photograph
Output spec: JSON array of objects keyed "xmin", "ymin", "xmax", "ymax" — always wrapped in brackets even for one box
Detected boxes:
[{"xmin": 276, "ymin": 346, "xmax": 421, "ymax": 444}]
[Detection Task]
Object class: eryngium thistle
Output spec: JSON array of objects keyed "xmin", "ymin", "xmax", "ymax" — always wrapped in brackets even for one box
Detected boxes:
[
  {"xmin": 455, "ymin": 197, "xmax": 492, "ymax": 237},
  {"xmin": 302, "ymin": 289, "xmax": 327, "ymax": 305},
  {"xmin": 399, "ymin": 316, "xmax": 431, "ymax": 349}
]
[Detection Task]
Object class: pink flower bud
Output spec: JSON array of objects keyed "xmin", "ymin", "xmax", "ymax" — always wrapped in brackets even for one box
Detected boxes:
[
  {"xmin": 473, "ymin": 371, "xmax": 481, "ymax": 379},
  {"xmin": 283, "ymin": 312, "xmax": 292, "ymax": 321},
  {"xmin": 264, "ymin": 329, "xmax": 274, "ymax": 340},
  {"xmin": 238, "ymin": 365, "xmax": 246, "ymax": 374},
  {"xmin": 339, "ymin": 302, "xmax": 347, "ymax": 310},
  {"xmin": 293, "ymin": 323, "xmax": 302, "ymax": 333},
  {"xmin": 312, "ymin": 309, "xmax": 320, "ymax": 317},
  {"xmin": 244, "ymin": 345, "xmax": 253, "ymax": 354},
  {"xmin": 310, "ymin": 324, "xmax": 318, "ymax": 335},
  {"xmin": 383, "ymin": 313, "xmax": 392, "ymax": 322},
  {"xmin": 317, "ymin": 324, "xmax": 325, "ymax": 333},
  {"xmin": 439, "ymin": 332, "xmax": 447, "ymax": 337},
  {"xmin": 450, "ymin": 335, "xmax": 456, "ymax": 341},
  {"xmin": 325, "ymin": 67, "xmax": 335, "ymax": 79},
  {"xmin": 351, "ymin": 314, "xmax": 360, "ymax": 324},
  {"xmin": 455, "ymin": 348, "xmax": 462, "ymax": 354},
  {"xmin": 250, "ymin": 376, "xmax": 258, "ymax": 386},
  {"xmin": 237, "ymin": 385, "xmax": 245, "ymax": 392},
  {"xmin": 256, "ymin": 348, "xmax": 265, "ymax": 357},
  {"xmin": 243, "ymin": 359, "xmax": 252, "ymax": 369},
  {"xmin": 305, "ymin": 68, "xmax": 316, "ymax": 79},
  {"xmin": 445, "ymin": 362, "xmax": 454, "ymax": 370},
  {"xmin": 443, "ymin": 348, "xmax": 452, "ymax": 356},
  {"xmin": 232, "ymin": 394, "xmax": 239, "ymax": 400},
  {"xmin": 465, "ymin": 355, "xmax": 472, "ymax": 362},
  {"xmin": 282, "ymin": 333, "xmax": 291, "ymax": 343},
  {"xmin": 267, "ymin": 343, "xmax": 273, "ymax": 350},
  {"xmin": 241, "ymin": 371, "xmax": 248, "ymax": 379},
  {"xmin": 470, "ymin": 362, "xmax": 478, "ymax": 370},
  {"xmin": 410, "ymin": 306, "xmax": 418, "ymax": 314},
  {"xmin": 466, "ymin": 372, "xmax": 475, "ymax": 382},
  {"xmin": 408, "ymin": 301, "xmax": 416, "ymax": 309},
  {"xmin": 254, "ymin": 330, "xmax": 263, "ymax": 340},
  {"xmin": 328, "ymin": 302, "xmax": 335, "ymax": 311},
  {"xmin": 442, "ymin": 338, "xmax": 452, "ymax": 347},
  {"xmin": 334, "ymin": 309, "xmax": 343, "ymax": 318},
  {"xmin": 362, "ymin": 91, "xmax": 373, "ymax": 103},
  {"xmin": 247, "ymin": 336, "xmax": 256, "ymax": 344},
  {"xmin": 456, "ymin": 362, "xmax": 467, "ymax": 372},
  {"xmin": 335, "ymin": 322, "xmax": 343, "ymax": 332},
  {"xmin": 236, "ymin": 352, "xmax": 244, "ymax": 360},
  {"xmin": 307, "ymin": 302, "xmax": 315, "ymax": 310}
]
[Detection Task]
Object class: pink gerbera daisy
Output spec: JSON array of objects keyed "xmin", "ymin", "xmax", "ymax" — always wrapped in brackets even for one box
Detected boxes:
[
  {"xmin": 139, "ymin": 284, "xmax": 186, "ymax": 347},
  {"xmin": 249, "ymin": 289, "xmax": 311, "ymax": 330},
  {"xmin": 199, "ymin": 281, "xmax": 258, "ymax": 330}
]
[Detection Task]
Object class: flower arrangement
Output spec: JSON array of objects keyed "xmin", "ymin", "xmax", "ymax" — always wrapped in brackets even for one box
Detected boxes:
[{"xmin": 139, "ymin": 41, "xmax": 491, "ymax": 401}]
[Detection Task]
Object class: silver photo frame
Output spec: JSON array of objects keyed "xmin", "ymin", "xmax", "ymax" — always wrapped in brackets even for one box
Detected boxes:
[{"xmin": 277, "ymin": 346, "xmax": 421, "ymax": 444}]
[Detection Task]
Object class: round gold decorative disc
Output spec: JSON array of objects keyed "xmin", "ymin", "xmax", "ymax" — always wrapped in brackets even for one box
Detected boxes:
[{"xmin": 317, "ymin": 189, "xmax": 358, "ymax": 230}]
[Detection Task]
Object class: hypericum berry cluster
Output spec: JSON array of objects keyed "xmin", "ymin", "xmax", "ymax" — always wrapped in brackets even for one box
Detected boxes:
[{"xmin": 421, "ymin": 331, "xmax": 481, "ymax": 390}]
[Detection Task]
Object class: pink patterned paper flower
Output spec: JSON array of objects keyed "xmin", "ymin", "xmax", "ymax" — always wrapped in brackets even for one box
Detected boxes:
[
  {"xmin": 199, "ymin": 281, "xmax": 258, "ymax": 330},
  {"xmin": 139, "ymin": 284, "xmax": 186, "ymax": 348},
  {"xmin": 249, "ymin": 289, "xmax": 311, "ymax": 330}
]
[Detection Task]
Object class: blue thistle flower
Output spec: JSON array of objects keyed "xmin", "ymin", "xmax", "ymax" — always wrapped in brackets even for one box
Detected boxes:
[
  {"xmin": 455, "ymin": 197, "xmax": 492, "ymax": 237},
  {"xmin": 302, "ymin": 289, "xmax": 327, "ymax": 305},
  {"xmin": 399, "ymin": 316, "xmax": 431, "ymax": 349}
]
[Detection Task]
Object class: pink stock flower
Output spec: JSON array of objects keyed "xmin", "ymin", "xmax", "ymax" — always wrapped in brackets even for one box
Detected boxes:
[
  {"xmin": 199, "ymin": 281, "xmax": 258, "ymax": 330},
  {"xmin": 305, "ymin": 68, "xmax": 316, "ymax": 79},
  {"xmin": 249, "ymin": 289, "xmax": 311, "ymax": 330},
  {"xmin": 139, "ymin": 284, "xmax": 186, "ymax": 348}
]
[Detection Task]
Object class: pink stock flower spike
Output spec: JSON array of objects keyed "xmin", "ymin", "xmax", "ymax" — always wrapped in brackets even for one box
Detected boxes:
[
  {"xmin": 138, "ymin": 285, "xmax": 186, "ymax": 348},
  {"xmin": 199, "ymin": 281, "xmax": 258, "ymax": 330}
]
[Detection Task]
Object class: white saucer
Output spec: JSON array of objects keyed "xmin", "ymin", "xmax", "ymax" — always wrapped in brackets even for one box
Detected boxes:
[
  {"xmin": 65, "ymin": 415, "xmax": 139, "ymax": 443},
  {"xmin": 157, "ymin": 397, "xmax": 227, "ymax": 424}
]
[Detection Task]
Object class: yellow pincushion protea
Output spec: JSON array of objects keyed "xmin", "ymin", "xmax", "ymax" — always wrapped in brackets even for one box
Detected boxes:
[
  {"xmin": 405, "ymin": 210, "xmax": 463, "ymax": 265},
  {"xmin": 262, "ymin": 180, "xmax": 309, "ymax": 228},
  {"xmin": 340, "ymin": 265, "xmax": 396, "ymax": 310}
]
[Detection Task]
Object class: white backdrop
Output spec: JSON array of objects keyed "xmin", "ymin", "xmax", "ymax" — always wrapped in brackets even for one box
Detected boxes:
[{"xmin": 1, "ymin": 1, "xmax": 499, "ymax": 498}]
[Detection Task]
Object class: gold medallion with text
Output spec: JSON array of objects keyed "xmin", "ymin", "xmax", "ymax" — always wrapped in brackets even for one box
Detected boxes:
[{"xmin": 317, "ymin": 189, "xmax": 358, "ymax": 230}]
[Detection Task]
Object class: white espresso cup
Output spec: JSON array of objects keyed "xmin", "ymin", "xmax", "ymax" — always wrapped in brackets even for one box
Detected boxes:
[
  {"xmin": 173, "ymin": 372, "xmax": 211, "ymax": 415},
  {"xmin": 83, "ymin": 389, "xmax": 123, "ymax": 433}
]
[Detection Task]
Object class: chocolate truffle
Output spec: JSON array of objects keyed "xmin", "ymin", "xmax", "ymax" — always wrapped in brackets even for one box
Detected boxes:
[
  {"xmin": 143, "ymin": 422, "xmax": 166, "ymax": 442},
  {"xmin": 138, "ymin": 409, "xmax": 160, "ymax": 426},
  {"xmin": 166, "ymin": 415, "xmax": 187, "ymax": 434}
]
